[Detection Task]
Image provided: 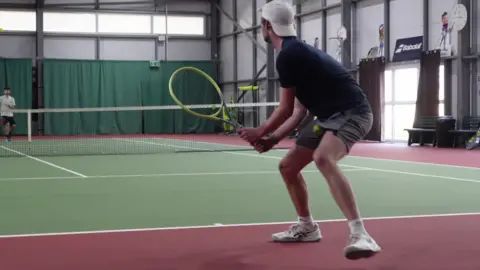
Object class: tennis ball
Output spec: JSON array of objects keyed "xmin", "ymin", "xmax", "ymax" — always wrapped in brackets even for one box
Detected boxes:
[
  {"xmin": 0, "ymin": 28, "xmax": 3, "ymax": 32},
  {"xmin": 313, "ymin": 124, "xmax": 324, "ymax": 137}
]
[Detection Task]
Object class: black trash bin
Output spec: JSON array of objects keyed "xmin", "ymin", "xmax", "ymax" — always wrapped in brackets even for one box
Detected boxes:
[{"xmin": 436, "ymin": 116, "xmax": 456, "ymax": 148}]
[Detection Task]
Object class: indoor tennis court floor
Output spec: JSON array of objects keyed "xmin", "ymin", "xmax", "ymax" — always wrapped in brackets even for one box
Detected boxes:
[{"xmin": 0, "ymin": 139, "xmax": 479, "ymax": 270}]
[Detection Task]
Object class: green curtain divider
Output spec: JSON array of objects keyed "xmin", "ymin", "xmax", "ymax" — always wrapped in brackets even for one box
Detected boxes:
[
  {"xmin": 0, "ymin": 59, "xmax": 32, "ymax": 136},
  {"xmin": 43, "ymin": 59, "xmax": 218, "ymax": 136}
]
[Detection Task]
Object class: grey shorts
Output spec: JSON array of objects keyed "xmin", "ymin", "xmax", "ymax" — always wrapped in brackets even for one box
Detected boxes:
[{"xmin": 296, "ymin": 107, "xmax": 373, "ymax": 152}]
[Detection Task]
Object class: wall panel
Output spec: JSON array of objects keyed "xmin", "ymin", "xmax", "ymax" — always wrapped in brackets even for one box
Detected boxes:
[
  {"xmin": 44, "ymin": 37, "xmax": 96, "ymax": 60},
  {"xmin": 428, "ymin": 0, "xmax": 457, "ymax": 51},
  {"xmin": 219, "ymin": 36, "xmax": 234, "ymax": 82},
  {"xmin": 220, "ymin": 0, "xmax": 234, "ymax": 35},
  {"xmin": 237, "ymin": 33, "xmax": 254, "ymax": 81},
  {"xmin": 301, "ymin": 13, "xmax": 322, "ymax": 48},
  {"xmin": 256, "ymin": 0, "xmax": 266, "ymax": 24},
  {"xmin": 0, "ymin": 35, "xmax": 36, "ymax": 59},
  {"xmin": 237, "ymin": 0, "xmax": 253, "ymax": 29},
  {"xmin": 99, "ymin": 39, "xmax": 155, "ymax": 60},
  {"xmin": 327, "ymin": 0, "xmax": 341, "ymax": 5},
  {"xmin": 158, "ymin": 40, "xmax": 211, "ymax": 61},
  {"xmin": 355, "ymin": 0, "xmax": 383, "ymax": 63},
  {"xmin": 301, "ymin": 0, "xmax": 323, "ymax": 14},
  {"xmin": 389, "ymin": 0, "xmax": 423, "ymax": 61},
  {"xmin": 256, "ymin": 29, "xmax": 267, "ymax": 78},
  {"xmin": 326, "ymin": 7, "xmax": 341, "ymax": 59}
]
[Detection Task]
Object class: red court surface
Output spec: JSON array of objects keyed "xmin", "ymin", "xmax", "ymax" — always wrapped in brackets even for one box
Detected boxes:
[{"xmin": 1, "ymin": 214, "xmax": 479, "ymax": 270}]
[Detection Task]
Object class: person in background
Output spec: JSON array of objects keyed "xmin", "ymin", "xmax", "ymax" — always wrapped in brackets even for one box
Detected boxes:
[{"xmin": 0, "ymin": 87, "xmax": 17, "ymax": 142}]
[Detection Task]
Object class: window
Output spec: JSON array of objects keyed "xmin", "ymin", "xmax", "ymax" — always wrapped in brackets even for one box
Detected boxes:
[
  {"xmin": 384, "ymin": 70, "xmax": 393, "ymax": 103},
  {"xmin": 153, "ymin": 15, "xmax": 205, "ymax": 36},
  {"xmin": 0, "ymin": 10, "xmax": 36, "ymax": 31},
  {"xmin": 439, "ymin": 64, "xmax": 444, "ymax": 101},
  {"xmin": 98, "ymin": 14, "xmax": 151, "ymax": 34},
  {"xmin": 439, "ymin": 103, "xmax": 445, "ymax": 116},
  {"xmin": 44, "ymin": 12, "xmax": 96, "ymax": 33},
  {"xmin": 393, "ymin": 68, "xmax": 419, "ymax": 102},
  {"xmin": 393, "ymin": 104, "xmax": 416, "ymax": 141},
  {"xmin": 383, "ymin": 104, "xmax": 393, "ymax": 141}
]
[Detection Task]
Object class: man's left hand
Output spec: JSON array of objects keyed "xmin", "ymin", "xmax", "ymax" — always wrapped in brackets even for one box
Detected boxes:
[{"xmin": 238, "ymin": 127, "xmax": 263, "ymax": 143}]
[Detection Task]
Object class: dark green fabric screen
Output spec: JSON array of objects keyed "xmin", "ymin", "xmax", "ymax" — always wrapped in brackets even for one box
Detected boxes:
[
  {"xmin": 0, "ymin": 59, "xmax": 33, "ymax": 135},
  {"xmin": 43, "ymin": 59, "xmax": 218, "ymax": 136}
]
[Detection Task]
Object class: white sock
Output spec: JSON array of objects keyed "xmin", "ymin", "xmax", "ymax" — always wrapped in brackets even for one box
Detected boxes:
[
  {"xmin": 348, "ymin": 219, "xmax": 367, "ymax": 235},
  {"xmin": 298, "ymin": 216, "xmax": 315, "ymax": 228}
]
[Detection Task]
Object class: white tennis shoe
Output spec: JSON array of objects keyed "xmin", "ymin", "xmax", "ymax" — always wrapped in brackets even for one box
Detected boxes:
[
  {"xmin": 271, "ymin": 223, "xmax": 322, "ymax": 242},
  {"xmin": 343, "ymin": 233, "xmax": 381, "ymax": 260}
]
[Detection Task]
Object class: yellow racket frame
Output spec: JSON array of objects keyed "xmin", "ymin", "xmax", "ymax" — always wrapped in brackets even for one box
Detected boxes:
[
  {"xmin": 169, "ymin": 66, "xmax": 241, "ymax": 128},
  {"xmin": 169, "ymin": 66, "xmax": 224, "ymax": 120}
]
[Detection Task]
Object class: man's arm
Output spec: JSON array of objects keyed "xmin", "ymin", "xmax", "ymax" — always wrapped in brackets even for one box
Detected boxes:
[
  {"xmin": 256, "ymin": 87, "xmax": 296, "ymax": 138},
  {"xmin": 9, "ymin": 97, "xmax": 15, "ymax": 109},
  {"xmin": 269, "ymin": 98, "xmax": 308, "ymax": 142}
]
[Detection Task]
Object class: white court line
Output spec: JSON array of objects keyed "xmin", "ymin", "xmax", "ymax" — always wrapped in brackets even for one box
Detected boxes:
[
  {"xmin": 158, "ymin": 138, "xmax": 480, "ymax": 170},
  {"xmin": 0, "ymin": 168, "xmax": 367, "ymax": 182},
  {"xmin": 218, "ymin": 150, "xmax": 480, "ymax": 184},
  {"xmin": 1, "ymin": 211, "xmax": 479, "ymax": 239},
  {"xmin": 0, "ymin": 168, "xmax": 369, "ymax": 182},
  {"xmin": 116, "ymin": 139, "xmax": 480, "ymax": 184},
  {"xmin": 0, "ymin": 146, "xmax": 87, "ymax": 178}
]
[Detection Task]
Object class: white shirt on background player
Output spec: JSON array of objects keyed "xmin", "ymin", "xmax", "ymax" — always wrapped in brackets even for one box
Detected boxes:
[{"xmin": 0, "ymin": 95, "xmax": 15, "ymax": 117}]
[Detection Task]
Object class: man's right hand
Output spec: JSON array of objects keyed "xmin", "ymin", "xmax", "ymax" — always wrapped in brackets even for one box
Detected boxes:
[{"xmin": 251, "ymin": 137, "xmax": 277, "ymax": 153}]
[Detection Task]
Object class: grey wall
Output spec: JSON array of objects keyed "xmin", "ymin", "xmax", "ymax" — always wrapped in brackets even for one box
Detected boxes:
[
  {"xmin": 0, "ymin": 2, "xmax": 212, "ymax": 62},
  {"xmin": 218, "ymin": 0, "xmax": 479, "ymax": 132}
]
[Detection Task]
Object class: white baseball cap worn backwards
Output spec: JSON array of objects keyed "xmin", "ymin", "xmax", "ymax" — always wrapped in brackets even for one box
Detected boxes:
[{"xmin": 260, "ymin": 0, "xmax": 297, "ymax": 37}]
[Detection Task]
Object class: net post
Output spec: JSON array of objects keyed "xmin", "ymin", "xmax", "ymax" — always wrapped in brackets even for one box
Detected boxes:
[{"xmin": 27, "ymin": 109, "xmax": 32, "ymax": 143}]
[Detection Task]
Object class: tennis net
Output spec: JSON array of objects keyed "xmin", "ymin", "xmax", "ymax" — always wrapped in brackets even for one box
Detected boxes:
[{"xmin": 0, "ymin": 102, "xmax": 297, "ymax": 157}]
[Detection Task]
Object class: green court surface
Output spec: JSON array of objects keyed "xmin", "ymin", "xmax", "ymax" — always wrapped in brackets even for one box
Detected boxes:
[{"xmin": 1, "ymin": 147, "xmax": 479, "ymax": 236}]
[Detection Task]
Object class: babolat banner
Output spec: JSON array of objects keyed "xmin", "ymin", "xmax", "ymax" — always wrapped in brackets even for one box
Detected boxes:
[{"xmin": 392, "ymin": 36, "xmax": 423, "ymax": 62}]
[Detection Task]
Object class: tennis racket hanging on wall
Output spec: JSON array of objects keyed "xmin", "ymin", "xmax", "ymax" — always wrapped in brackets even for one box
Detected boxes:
[
  {"xmin": 436, "ymin": 3, "xmax": 468, "ymax": 57},
  {"xmin": 329, "ymin": 26, "xmax": 347, "ymax": 63}
]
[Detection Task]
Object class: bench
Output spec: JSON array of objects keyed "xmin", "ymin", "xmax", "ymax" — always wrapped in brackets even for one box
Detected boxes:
[
  {"xmin": 448, "ymin": 116, "xmax": 480, "ymax": 148},
  {"xmin": 404, "ymin": 116, "xmax": 439, "ymax": 146}
]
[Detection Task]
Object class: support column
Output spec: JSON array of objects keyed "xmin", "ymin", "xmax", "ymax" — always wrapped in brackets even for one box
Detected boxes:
[
  {"xmin": 341, "ymin": 0, "xmax": 352, "ymax": 69},
  {"xmin": 351, "ymin": 0, "xmax": 357, "ymax": 68},
  {"xmin": 295, "ymin": 4, "xmax": 302, "ymax": 39},
  {"xmin": 422, "ymin": 0, "xmax": 429, "ymax": 51},
  {"xmin": 444, "ymin": 60, "xmax": 453, "ymax": 116},
  {"xmin": 211, "ymin": 0, "xmax": 220, "ymax": 82},
  {"xmin": 456, "ymin": 0, "xmax": 471, "ymax": 122},
  {"xmin": 321, "ymin": 0, "xmax": 327, "ymax": 51},
  {"xmin": 383, "ymin": 0, "xmax": 390, "ymax": 62},
  {"xmin": 252, "ymin": 0, "xmax": 259, "ymax": 126},
  {"xmin": 469, "ymin": 0, "xmax": 478, "ymax": 116},
  {"xmin": 232, "ymin": 0, "xmax": 238, "ymax": 101},
  {"xmin": 95, "ymin": 0, "xmax": 100, "ymax": 60},
  {"xmin": 36, "ymin": 0, "xmax": 44, "ymax": 135},
  {"xmin": 266, "ymin": 0, "xmax": 275, "ymax": 117}
]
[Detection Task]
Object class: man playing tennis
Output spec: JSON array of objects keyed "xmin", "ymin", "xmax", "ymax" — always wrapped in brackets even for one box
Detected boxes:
[
  {"xmin": 0, "ymin": 87, "xmax": 16, "ymax": 142},
  {"xmin": 238, "ymin": 0, "xmax": 381, "ymax": 260}
]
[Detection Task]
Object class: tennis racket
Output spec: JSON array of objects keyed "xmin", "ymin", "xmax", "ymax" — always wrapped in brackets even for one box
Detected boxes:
[
  {"xmin": 465, "ymin": 129, "xmax": 480, "ymax": 150},
  {"xmin": 169, "ymin": 66, "xmax": 243, "ymax": 131}
]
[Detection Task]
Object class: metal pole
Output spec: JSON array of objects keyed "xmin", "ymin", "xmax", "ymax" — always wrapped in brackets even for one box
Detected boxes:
[
  {"xmin": 383, "ymin": 0, "xmax": 390, "ymax": 62},
  {"xmin": 422, "ymin": 0, "xmax": 429, "ymax": 51},
  {"xmin": 164, "ymin": 4, "xmax": 168, "ymax": 61},
  {"xmin": 456, "ymin": 0, "xmax": 471, "ymax": 122}
]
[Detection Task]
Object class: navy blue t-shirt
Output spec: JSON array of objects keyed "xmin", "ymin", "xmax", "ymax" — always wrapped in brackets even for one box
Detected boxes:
[{"xmin": 276, "ymin": 37, "xmax": 370, "ymax": 119}]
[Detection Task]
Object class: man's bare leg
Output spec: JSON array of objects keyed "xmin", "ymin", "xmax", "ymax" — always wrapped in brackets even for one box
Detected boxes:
[
  {"xmin": 7, "ymin": 124, "xmax": 15, "ymax": 141},
  {"xmin": 4, "ymin": 123, "xmax": 10, "ymax": 140},
  {"xmin": 313, "ymin": 131, "xmax": 380, "ymax": 259},
  {"xmin": 272, "ymin": 145, "xmax": 322, "ymax": 242}
]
